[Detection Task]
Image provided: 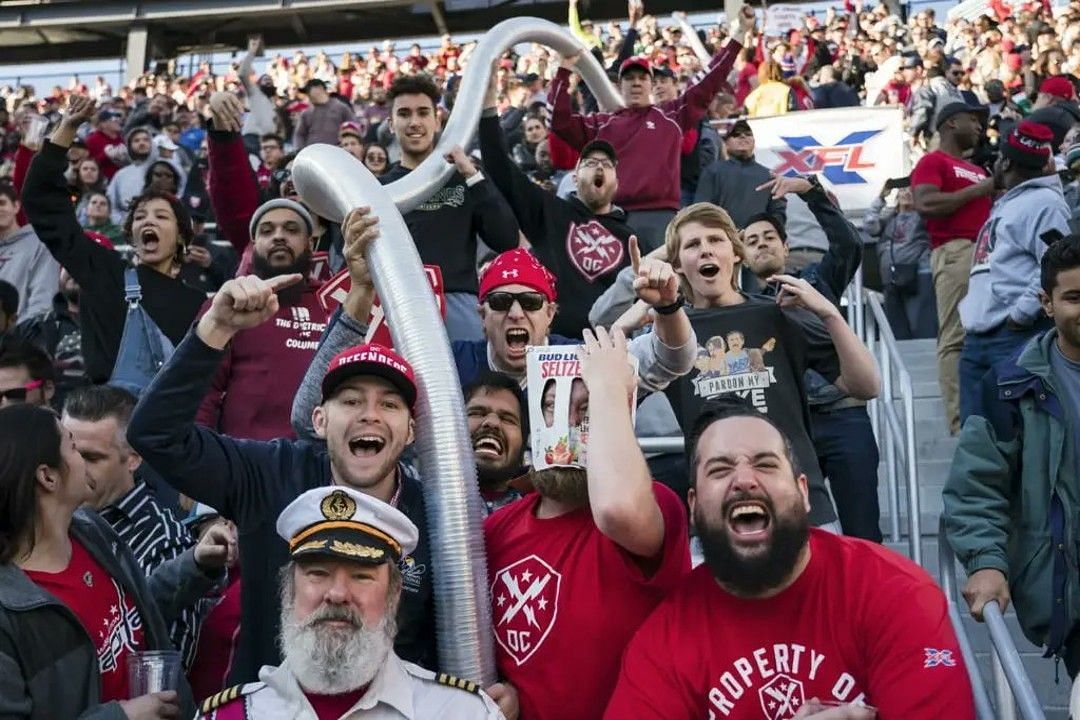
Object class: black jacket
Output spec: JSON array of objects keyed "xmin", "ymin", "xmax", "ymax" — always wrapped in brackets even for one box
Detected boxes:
[
  {"xmin": 478, "ymin": 112, "xmax": 633, "ymax": 337},
  {"xmin": 22, "ymin": 143, "xmax": 207, "ymax": 383},
  {"xmin": 127, "ymin": 330, "xmax": 436, "ymax": 684},
  {"xmin": 693, "ymin": 155, "xmax": 788, "ymax": 229},
  {"xmin": 0, "ymin": 510, "xmax": 216, "ymax": 719},
  {"xmin": 378, "ymin": 162, "xmax": 519, "ymax": 296}
]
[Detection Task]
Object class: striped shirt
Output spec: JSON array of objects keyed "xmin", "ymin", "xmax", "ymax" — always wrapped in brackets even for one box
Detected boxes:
[{"xmin": 99, "ymin": 481, "xmax": 202, "ymax": 668}]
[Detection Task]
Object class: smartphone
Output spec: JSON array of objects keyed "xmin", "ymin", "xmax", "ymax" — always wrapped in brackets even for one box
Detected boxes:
[
  {"xmin": 884, "ymin": 176, "xmax": 911, "ymax": 190},
  {"xmin": 249, "ymin": 35, "xmax": 265, "ymax": 58}
]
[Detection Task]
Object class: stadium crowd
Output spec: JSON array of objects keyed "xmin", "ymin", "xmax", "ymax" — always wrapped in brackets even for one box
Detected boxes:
[{"xmin": 0, "ymin": 0, "xmax": 1078, "ymax": 716}]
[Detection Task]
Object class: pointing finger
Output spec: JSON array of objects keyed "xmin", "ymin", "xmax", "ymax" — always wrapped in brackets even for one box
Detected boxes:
[
  {"xmin": 267, "ymin": 273, "xmax": 305, "ymax": 292},
  {"xmin": 629, "ymin": 235, "xmax": 641, "ymax": 275}
]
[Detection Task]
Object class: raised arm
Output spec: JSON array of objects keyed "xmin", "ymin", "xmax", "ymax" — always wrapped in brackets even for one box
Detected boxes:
[
  {"xmin": 775, "ymin": 274, "xmax": 880, "ymax": 400},
  {"xmin": 290, "ymin": 207, "xmax": 380, "ymax": 440},
  {"xmin": 478, "ymin": 74, "xmax": 553, "ymax": 241},
  {"xmin": 760, "ymin": 175, "xmax": 860, "ymax": 299},
  {"xmin": 21, "ymin": 95, "xmax": 120, "ymax": 288},
  {"xmin": 128, "ymin": 273, "xmax": 303, "ymax": 521},
  {"xmin": 549, "ymin": 53, "xmax": 597, "ymax": 151},
  {"xmin": 239, "ymin": 39, "xmax": 279, "ymax": 138},
  {"xmin": 444, "ymin": 146, "xmax": 521, "ymax": 254},
  {"xmin": 206, "ymin": 92, "xmax": 261, "ymax": 256},
  {"xmin": 668, "ymin": 39, "xmax": 742, "ymax": 131},
  {"xmin": 581, "ymin": 327, "xmax": 665, "ymax": 558}
]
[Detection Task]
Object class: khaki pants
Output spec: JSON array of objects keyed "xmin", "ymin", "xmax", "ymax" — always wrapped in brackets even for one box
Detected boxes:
[{"xmin": 930, "ymin": 239, "xmax": 974, "ymax": 435}]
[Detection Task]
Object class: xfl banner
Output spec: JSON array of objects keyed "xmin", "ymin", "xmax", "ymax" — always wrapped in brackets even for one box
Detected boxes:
[{"xmin": 742, "ymin": 107, "xmax": 907, "ymax": 216}]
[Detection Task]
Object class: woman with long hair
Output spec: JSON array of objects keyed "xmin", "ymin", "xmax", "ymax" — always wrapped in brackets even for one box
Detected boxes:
[
  {"xmin": 22, "ymin": 94, "xmax": 207, "ymax": 385},
  {"xmin": 72, "ymin": 157, "xmax": 108, "ymax": 224},
  {"xmin": 743, "ymin": 60, "xmax": 792, "ymax": 117},
  {"xmin": 0, "ymin": 404, "xmax": 204, "ymax": 718}
]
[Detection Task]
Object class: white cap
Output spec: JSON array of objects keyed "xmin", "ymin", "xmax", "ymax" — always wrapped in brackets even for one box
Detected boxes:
[
  {"xmin": 153, "ymin": 134, "xmax": 179, "ymax": 151},
  {"xmin": 276, "ymin": 486, "xmax": 419, "ymax": 563}
]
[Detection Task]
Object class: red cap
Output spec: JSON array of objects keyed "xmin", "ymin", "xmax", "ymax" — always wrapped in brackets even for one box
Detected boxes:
[
  {"xmin": 339, "ymin": 120, "xmax": 364, "ymax": 140},
  {"xmin": 1005, "ymin": 53, "xmax": 1023, "ymax": 72},
  {"xmin": 1039, "ymin": 75, "xmax": 1076, "ymax": 101},
  {"xmin": 478, "ymin": 249, "xmax": 557, "ymax": 303},
  {"xmin": 83, "ymin": 230, "xmax": 115, "ymax": 250},
  {"xmin": 322, "ymin": 344, "xmax": 417, "ymax": 408},
  {"xmin": 618, "ymin": 56, "xmax": 653, "ymax": 78}
]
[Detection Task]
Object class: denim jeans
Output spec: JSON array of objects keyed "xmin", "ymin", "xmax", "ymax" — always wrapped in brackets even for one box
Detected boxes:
[
  {"xmin": 811, "ymin": 405, "xmax": 883, "ymax": 542},
  {"xmin": 958, "ymin": 321, "xmax": 1047, "ymax": 423}
]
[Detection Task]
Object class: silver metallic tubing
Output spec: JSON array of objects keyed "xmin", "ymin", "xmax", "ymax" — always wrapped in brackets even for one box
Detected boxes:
[
  {"xmin": 292, "ymin": 19, "xmax": 622, "ymax": 684},
  {"xmin": 387, "ymin": 17, "xmax": 625, "ymax": 216}
]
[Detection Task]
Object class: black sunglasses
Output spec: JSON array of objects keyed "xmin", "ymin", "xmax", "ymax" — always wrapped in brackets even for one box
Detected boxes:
[
  {"xmin": 484, "ymin": 291, "xmax": 546, "ymax": 312},
  {"xmin": 0, "ymin": 380, "xmax": 42, "ymax": 403},
  {"xmin": 272, "ymin": 168, "xmax": 292, "ymax": 183}
]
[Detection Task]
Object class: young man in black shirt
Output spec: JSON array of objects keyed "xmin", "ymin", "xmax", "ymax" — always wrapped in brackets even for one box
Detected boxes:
[
  {"xmin": 377, "ymin": 75, "xmax": 520, "ymax": 342},
  {"xmin": 657, "ymin": 203, "xmax": 879, "ymax": 528},
  {"xmin": 478, "ymin": 75, "xmax": 634, "ymax": 339}
]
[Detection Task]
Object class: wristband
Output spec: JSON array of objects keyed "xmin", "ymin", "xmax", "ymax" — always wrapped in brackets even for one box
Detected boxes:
[{"xmin": 652, "ymin": 294, "xmax": 684, "ymax": 316}]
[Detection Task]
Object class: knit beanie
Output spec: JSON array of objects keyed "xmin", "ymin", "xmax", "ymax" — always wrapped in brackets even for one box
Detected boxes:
[
  {"xmin": 248, "ymin": 198, "xmax": 315, "ymax": 239},
  {"xmin": 1001, "ymin": 120, "xmax": 1054, "ymax": 169}
]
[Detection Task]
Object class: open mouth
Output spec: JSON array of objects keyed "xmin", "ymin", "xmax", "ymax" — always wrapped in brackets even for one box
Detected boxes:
[
  {"xmin": 472, "ymin": 432, "xmax": 505, "ymax": 459},
  {"xmin": 726, "ymin": 501, "xmax": 771, "ymax": 537},
  {"xmin": 592, "ymin": 175, "xmax": 604, "ymax": 189},
  {"xmin": 348, "ymin": 434, "xmax": 386, "ymax": 458},
  {"xmin": 139, "ymin": 227, "xmax": 160, "ymax": 251},
  {"xmin": 699, "ymin": 262, "xmax": 720, "ymax": 278},
  {"xmin": 505, "ymin": 328, "xmax": 529, "ymax": 355}
]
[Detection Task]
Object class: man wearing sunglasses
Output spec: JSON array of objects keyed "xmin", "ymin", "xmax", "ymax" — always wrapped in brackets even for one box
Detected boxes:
[
  {"xmin": 478, "ymin": 78, "xmax": 634, "ymax": 339},
  {"xmin": 694, "ymin": 120, "xmax": 787, "ymax": 230},
  {"xmin": 0, "ymin": 335, "xmax": 56, "ymax": 408}
]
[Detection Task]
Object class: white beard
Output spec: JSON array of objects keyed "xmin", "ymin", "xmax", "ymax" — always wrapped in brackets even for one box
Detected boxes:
[{"xmin": 279, "ymin": 601, "xmax": 396, "ymax": 695}]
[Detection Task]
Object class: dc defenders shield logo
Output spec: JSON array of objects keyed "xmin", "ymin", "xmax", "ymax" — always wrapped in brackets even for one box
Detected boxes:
[{"xmin": 492, "ymin": 554, "xmax": 562, "ymax": 665}]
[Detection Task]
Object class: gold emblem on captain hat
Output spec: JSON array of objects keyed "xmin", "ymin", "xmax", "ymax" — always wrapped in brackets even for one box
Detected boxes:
[{"xmin": 320, "ymin": 490, "xmax": 357, "ymax": 520}]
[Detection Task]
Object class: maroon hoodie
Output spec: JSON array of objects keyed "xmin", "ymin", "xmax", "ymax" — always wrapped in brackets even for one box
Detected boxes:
[
  {"xmin": 549, "ymin": 40, "xmax": 741, "ymax": 212},
  {"xmin": 195, "ymin": 280, "xmax": 329, "ymax": 440}
]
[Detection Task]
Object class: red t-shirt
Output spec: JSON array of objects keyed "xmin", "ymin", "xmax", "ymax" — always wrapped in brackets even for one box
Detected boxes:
[
  {"xmin": 909, "ymin": 150, "xmax": 991, "ymax": 249},
  {"xmin": 736, "ymin": 63, "xmax": 759, "ymax": 106},
  {"xmin": 304, "ymin": 688, "xmax": 366, "ymax": 719},
  {"xmin": 484, "ymin": 482, "xmax": 690, "ymax": 720},
  {"xmin": 25, "ymin": 539, "xmax": 146, "ymax": 703},
  {"xmin": 604, "ymin": 530, "xmax": 976, "ymax": 719}
]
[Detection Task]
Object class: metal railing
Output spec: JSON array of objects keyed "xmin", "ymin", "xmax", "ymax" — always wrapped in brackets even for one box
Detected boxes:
[
  {"xmin": 938, "ymin": 517, "xmax": 1046, "ymax": 720},
  {"xmin": 849, "ymin": 285, "xmax": 921, "ymax": 562}
]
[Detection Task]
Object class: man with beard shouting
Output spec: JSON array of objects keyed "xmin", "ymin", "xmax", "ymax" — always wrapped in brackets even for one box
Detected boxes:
[
  {"xmin": 196, "ymin": 198, "xmax": 329, "ymax": 440},
  {"xmin": 604, "ymin": 402, "xmax": 977, "ymax": 719},
  {"xmin": 484, "ymin": 327, "xmax": 691, "ymax": 720},
  {"xmin": 465, "ymin": 372, "xmax": 527, "ymax": 515},
  {"xmin": 196, "ymin": 485, "xmax": 504, "ymax": 719}
]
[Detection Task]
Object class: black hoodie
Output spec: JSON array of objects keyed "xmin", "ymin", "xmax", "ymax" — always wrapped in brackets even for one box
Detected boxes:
[{"xmin": 479, "ymin": 111, "xmax": 634, "ymax": 337}]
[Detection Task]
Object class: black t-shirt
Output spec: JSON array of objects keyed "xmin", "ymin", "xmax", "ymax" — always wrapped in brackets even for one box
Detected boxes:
[
  {"xmin": 665, "ymin": 296, "xmax": 840, "ymax": 525},
  {"xmin": 379, "ymin": 163, "xmax": 519, "ymax": 295}
]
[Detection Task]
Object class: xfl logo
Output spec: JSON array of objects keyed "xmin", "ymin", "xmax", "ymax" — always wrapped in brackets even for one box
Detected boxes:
[{"xmin": 772, "ymin": 130, "xmax": 883, "ymax": 185}]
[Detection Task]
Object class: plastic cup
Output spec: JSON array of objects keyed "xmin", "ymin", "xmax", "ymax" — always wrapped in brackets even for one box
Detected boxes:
[
  {"xmin": 126, "ymin": 650, "xmax": 182, "ymax": 697},
  {"xmin": 22, "ymin": 114, "xmax": 49, "ymax": 148}
]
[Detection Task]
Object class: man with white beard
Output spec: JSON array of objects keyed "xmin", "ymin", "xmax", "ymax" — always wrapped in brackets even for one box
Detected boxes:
[{"xmin": 196, "ymin": 485, "xmax": 504, "ymax": 719}]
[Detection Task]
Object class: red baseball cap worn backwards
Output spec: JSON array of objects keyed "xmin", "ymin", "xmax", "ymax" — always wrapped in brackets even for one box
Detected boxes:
[{"xmin": 322, "ymin": 344, "xmax": 417, "ymax": 408}]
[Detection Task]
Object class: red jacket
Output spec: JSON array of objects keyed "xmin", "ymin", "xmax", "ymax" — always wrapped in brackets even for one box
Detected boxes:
[
  {"xmin": 550, "ymin": 41, "xmax": 741, "ymax": 212},
  {"xmin": 85, "ymin": 129, "xmax": 124, "ymax": 179},
  {"xmin": 206, "ymin": 131, "xmax": 260, "ymax": 259},
  {"xmin": 195, "ymin": 282, "xmax": 329, "ymax": 440}
]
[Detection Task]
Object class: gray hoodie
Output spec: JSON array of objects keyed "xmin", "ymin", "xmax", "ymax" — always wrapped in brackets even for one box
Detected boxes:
[
  {"xmin": 959, "ymin": 174, "xmax": 1071, "ymax": 334},
  {"xmin": 0, "ymin": 225, "xmax": 61, "ymax": 320},
  {"xmin": 105, "ymin": 132, "xmax": 158, "ymax": 224}
]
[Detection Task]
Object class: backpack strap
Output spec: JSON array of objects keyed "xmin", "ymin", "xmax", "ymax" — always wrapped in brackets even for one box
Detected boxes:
[{"xmin": 123, "ymin": 267, "xmax": 142, "ymax": 306}]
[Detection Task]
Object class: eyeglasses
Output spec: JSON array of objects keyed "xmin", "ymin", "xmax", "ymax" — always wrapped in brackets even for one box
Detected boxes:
[
  {"xmin": 727, "ymin": 131, "xmax": 753, "ymax": 139},
  {"xmin": 0, "ymin": 379, "xmax": 43, "ymax": 403},
  {"xmin": 365, "ymin": 153, "xmax": 385, "ymax": 162},
  {"xmin": 484, "ymin": 291, "xmax": 546, "ymax": 312},
  {"xmin": 579, "ymin": 158, "xmax": 615, "ymax": 170},
  {"xmin": 272, "ymin": 168, "xmax": 292, "ymax": 184}
]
